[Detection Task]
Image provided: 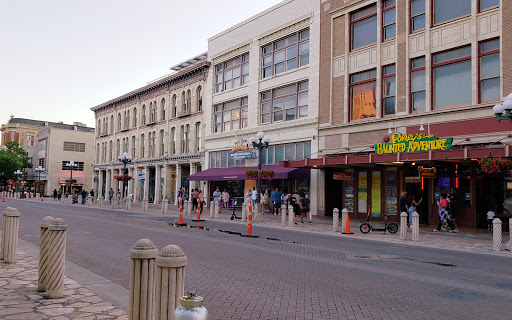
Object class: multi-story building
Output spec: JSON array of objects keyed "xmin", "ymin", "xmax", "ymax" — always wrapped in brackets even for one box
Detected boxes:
[
  {"xmin": 283, "ymin": 0, "xmax": 508, "ymax": 228},
  {"xmin": 91, "ymin": 54, "xmax": 208, "ymax": 203},
  {"xmin": 190, "ymin": 0, "xmax": 321, "ymax": 210}
]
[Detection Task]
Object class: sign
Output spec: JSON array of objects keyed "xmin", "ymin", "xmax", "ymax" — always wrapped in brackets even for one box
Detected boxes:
[
  {"xmin": 138, "ymin": 173, "xmax": 145, "ymax": 181},
  {"xmin": 405, "ymin": 176, "xmax": 421, "ymax": 183},
  {"xmin": 229, "ymin": 149, "xmax": 253, "ymax": 160},
  {"xmin": 333, "ymin": 172, "xmax": 352, "ymax": 181},
  {"xmin": 465, "ymin": 193, "xmax": 471, "ymax": 201},
  {"xmin": 507, "ymin": 182, "xmax": 512, "ymax": 190},
  {"xmin": 94, "ymin": 177, "xmax": 99, "ymax": 182},
  {"xmin": 437, "ymin": 177, "xmax": 451, "ymax": 188},
  {"xmin": 371, "ymin": 171, "xmax": 381, "ymax": 217},
  {"xmin": 374, "ymin": 133, "xmax": 453, "ymax": 155},
  {"xmin": 170, "ymin": 172, "xmax": 177, "ymax": 180},
  {"xmin": 419, "ymin": 167, "xmax": 436, "ymax": 178},
  {"xmin": 358, "ymin": 172, "xmax": 367, "ymax": 213}
]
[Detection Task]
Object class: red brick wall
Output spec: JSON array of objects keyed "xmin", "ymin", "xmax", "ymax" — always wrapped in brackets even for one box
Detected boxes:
[{"xmin": 396, "ymin": 0, "xmax": 407, "ymax": 113}]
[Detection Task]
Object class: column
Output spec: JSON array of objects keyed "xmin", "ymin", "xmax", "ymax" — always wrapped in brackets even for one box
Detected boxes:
[
  {"xmin": 188, "ymin": 163, "xmax": 196, "ymax": 200},
  {"xmin": 133, "ymin": 166, "xmax": 139, "ymax": 203},
  {"xmin": 154, "ymin": 165, "xmax": 161, "ymax": 204},
  {"xmin": 105, "ymin": 169, "xmax": 111, "ymax": 198},
  {"xmin": 162, "ymin": 164, "xmax": 170, "ymax": 203},
  {"xmin": 143, "ymin": 166, "xmax": 150, "ymax": 200},
  {"xmin": 127, "ymin": 167, "xmax": 134, "ymax": 199},
  {"xmin": 175, "ymin": 164, "xmax": 182, "ymax": 203},
  {"xmin": 98, "ymin": 170, "xmax": 104, "ymax": 200}
]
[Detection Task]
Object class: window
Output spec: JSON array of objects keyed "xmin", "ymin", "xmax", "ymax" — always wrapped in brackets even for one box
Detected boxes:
[
  {"xmin": 411, "ymin": 0, "xmax": 425, "ymax": 32},
  {"xmin": 350, "ymin": 69, "xmax": 377, "ymax": 120},
  {"xmin": 61, "ymin": 161, "xmax": 84, "ymax": 171},
  {"xmin": 261, "ymin": 81, "xmax": 308, "ymax": 124},
  {"xmin": 215, "ymin": 54, "xmax": 249, "ymax": 92},
  {"xmin": 382, "ymin": 65, "xmax": 396, "ymax": 115},
  {"xmin": 186, "ymin": 91, "xmax": 191, "ymax": 113},
  {"xmin": 39, "ymin": 139, "xmax": 47, "ymax": 151},
  {"xmin": 181, "ymin": 125, "xmax": 189, "ymax": 153},
  {"xmin": 480, "ymin": 0, "xmax": 499, "ymax": 11},
  {"xmin": 351, "ymin": 5, "xmax": 377, "ymax": 50},
  {"xmin": 170, "ymin": 128, "xmax": 176, "ymax": 155},
  {"xmin": 161, "ymin": 98, "xmax": 166, "ymax": 121},
  {"xmin": 480, "ymin": 39, "xmax": 500, "ymax": 102},
  {"xmin": 210, "ymin": 151, "xmax": 245, "ymax": 168},
  {"xmin": 117, "ymin": 113, "xmax": 121, "ymax": 131},
  {"xmin": 39, "ymin": 158, "xmax": 45, "ymax": 168},
  {"xmin": 63, "ymin": 142, "xmax": 86, "ymax": 152},
  {"xmin": 140, "ymin": 134, "xmax": 145, "ymax": 158},
  {"xmin": 433, "ymin": 46, "xmax": 472, "ymax": 108},
  {"xmin": 213, "ymin": 97, "xmax": 248, "ymax": 133},
  {"xmin": 150, "ymin": 102, "xmax": 156, "ymax": 123},
  {"xmin": 133, "ymin": 108, "xmax": 137, "ymax": 128},
  {"xmin": 433, "ymin": 0, "xmax": 470, "ymax": 25},
  {"xmin": 160, "ymin": 130, "xmax": 165, "ymax": 156},
  {"xmin": 131, "ymin": 136, "xmax": 136, "ymax": 158},
  {"xmin": 96, "ymin": 143, "xmax": 100, "ymax": 163},
  {"xmin": 196, "ymin": 87, "xmax": 203, "ymax": 111},
  {"xmin": 110, "ymin": 115, "xmax": 114, "ymax": 133},
  {"xmin": 149, "ymin": 131, "xmax": 156, "ymax": 157},
  {"xmin": 195, "ymin": 122, "xmax": 201, "ymax": 152},
  {"xmin": 382, "ymin": 0, "xmax": 396, "ymax": 40},
  {"xmin": 97, "ymin": 120, "xmax": 101, "ymax": 135},
  {"xmin": 141, "ymin": 105, "xmax": 146, "ymax": 125},
  {"xmin": 116, "ymin": 139, "xmax": 120, "ymax": 159},
  {"xmin": 172, "ymin": 95, "xmax": 177, "ymax": 117},
  {"xmin": 261, "ymin": 29, "xmax": 309, "ymax": 79},
  {"xmin": 411, "ymin": 57, "xmax": 426, "ymax": 111},
  {"xmin": 181, "ymin": 92, "xmax": 186, "ymax": 113},
  {"xmin": 261, "ymin": 142, "xmax": 311, "ymax": 165}
]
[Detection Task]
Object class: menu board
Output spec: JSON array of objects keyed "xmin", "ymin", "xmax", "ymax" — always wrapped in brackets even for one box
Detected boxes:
[
  {"xmin": 358, "ymin": 172, "xmax": 367, "ymax": 213},
  {"xmin": 371, "ymin": 171, "xmax": 381, "ymax": 217}
]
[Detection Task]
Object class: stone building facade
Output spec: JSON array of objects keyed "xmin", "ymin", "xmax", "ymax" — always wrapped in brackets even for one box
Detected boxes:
[{"xmin": 91, "ymin": 54, "xmax": 209, "ymax": 204}]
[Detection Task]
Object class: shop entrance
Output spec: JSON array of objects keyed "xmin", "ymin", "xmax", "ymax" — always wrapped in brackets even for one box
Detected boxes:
[{"xmin": 406, "ymin": 180, "xmax": 429, "ymax": 225}]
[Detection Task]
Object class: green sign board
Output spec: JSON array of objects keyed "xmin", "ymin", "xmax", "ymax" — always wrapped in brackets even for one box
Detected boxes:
[{"xmin": 375, "ymin": 133, "xmax": 453, "ymax": 155}]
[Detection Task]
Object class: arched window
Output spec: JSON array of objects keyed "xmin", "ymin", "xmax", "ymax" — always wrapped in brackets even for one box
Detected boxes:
[
  {"xmin": 140, "ymin": 134, "xmax": 145, "ymax": 158},
  {"xmin": 110, "ymin": 115, "xmax": 114, "ymax": 133},
  {"xmin": 141, "ymin": 105, "xmax": 146, "ymax": 125},
  {"xmin": 196, "ymin": 86, "xmax": 203, "ymax": 112},
  {"xmin": 97, "ymin": 120, "xmax": 101, "ymax": 135},
  {"xmin": 116, "ymin": 139, "xmax": 120, "ymax": 158},
  {"xmin": 149, "ymin": 102, "xmax": 153, "ymax": 123},
  {"xmin": 109, "ymin": 140, "xmax": 113, "ymax": 162},
  {"xmin": 131, "ymin": 136, "xmax": 136, "ymax": 158},
  {"xmin": 160, "ymin": 129, "xmax": 165, "ymax": 156},
  {"xmin": 195, "ymin": 122, "xmax": 201, "ymax": 152},
  {"xmin": 126, "ymin": 110, "xmax": 130, "ymax": 129},
  {"xmin": 117, "ymin": 113, "xmax": 121, "ymax": 131},
  {"xmin": 170, "ymin": 127, "xmax": 176, "ymax": 155},
  {"xmin": 151, "ymin": 131, "xmax": 156, "ymax": 157},
  {"xmin": 186, "ymin": 90, "xmax": 191, "ymax": 112},
  {"xmin": 133, "ymin": 108, "xmax": 137, "ymax": 127},
  {"xmin": 183, "ymin": 124, "xmax": 189, "ymax": 153},
  {"xmin": 104, "ymin": 118, "xmax": 108, "ymax": 134},
  {"xmin": 172, "ymin": 95, "xmax": 177, "ymax": 117},
  {"xmin": 96, "ymin": 143, "xmax": 100, "ymax": 163},
  {"xmin": 153, "ymin": 101, "xmax": 157, "ymax": 122},
  {"xmin": 161, "ymin": 98, "xmax": 166, "ymax": 121},
  {"xmin": 181, "ymin": 92, "xmax": 186, "ymax": 113}
]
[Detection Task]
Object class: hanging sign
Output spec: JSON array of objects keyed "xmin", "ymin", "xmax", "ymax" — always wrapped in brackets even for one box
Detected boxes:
[
  {"xmin": 228, "ymin": 138, "xmax": 253, "ymax": 160},
  {"xmin": 170, "ymin": 172, "xmax": 177, "ymax": 180},
  {"xmin": 419, "ymin": 167, "xmax": 436, "ymax": 178},
  {"xmin": 375, "ymin": 133, "xmax": 453, "ymax": 155},
  {"xmin": 333, "ymin": 172, "xmax": 352, "ymax": 181},
  {"xmin": 405, "ymin": 176, "xmax": 421, "ymax": 183}
]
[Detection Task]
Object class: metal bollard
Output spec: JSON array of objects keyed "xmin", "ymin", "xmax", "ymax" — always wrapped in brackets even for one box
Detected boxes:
[
  {"xmin": 155, "ymin": 245, "xmax": 187, "ymax": 320},
  {"xmin": 241, "ymin": 203, "xmax": 247, "ymax": 222},
  {"xmin": 400, "ymin": 212, "xmax": 407, "ymax": 240},
  {"xmin": 507, "ymin": 219, "xmax": 512, "ymax": 251},
  {"xmin": 214, "ymin": 201, "xmax": 220, "ymax": 219},
  {"xmin": 129, "ymin": 239, "xmax": 158, "ymax": 320},
  {"xmin": 288, "ymin": 205, "xmax": 294, "ymax": 227},
  {"xmin": 209, "ymin": 201, "xmax": 214, "ymax": 218},
  {"xmin": 412, "ymin": 212, "xmax": 420, "ymax": 241},
  {"xmin": 341, "ymin": 208, "xmax": 348, "ymax": 233},
  {"xmin": 45, "ymin": 218, "xmax": 67, "ymax": 298},
  {"xmin": 281, "ymin": 204, "xmax": 287, "ymax": 227},
  {"xmin": 333, "ymin": 208, "xmax": 339, "ymax": 232},
  {"xmin": 2, "ymin": 207, "xmax": 21, "ymax": 263},
  {"xmin": 38, "ymin": 216, "xmax": 54, "ymax": 292},
  {"xmin": 493, "ymin": 218, "xmax": 502, "ymax": 251},
  {"xmin": 174, "ymin": 292, "xmax": 208, "ymax": 320}
]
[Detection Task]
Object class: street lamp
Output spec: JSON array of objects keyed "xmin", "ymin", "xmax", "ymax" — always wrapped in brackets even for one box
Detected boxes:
[
  {"xmin": 14, "ymin": 170, "xmax": 22, "ymax": 193},
  {"xmin": 493, "ymin": 93, "xmax": 512, "ymax": 123},
  {"xmin": 35, "ymin": 166, "xmax": 45, "ymax": 194},
  {"xmin": 66, "ymin": 161, "xmax": 77, "ymax": 194},
  {"xmin": 119, "ymin": 152, "xmax": 132, "ymax": 198},
  {"xmin": 250, "ymin": 131, "xmax": 270, "ymax": 204}
]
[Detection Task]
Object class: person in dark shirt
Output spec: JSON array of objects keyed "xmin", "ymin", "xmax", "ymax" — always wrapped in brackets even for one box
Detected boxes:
[
  {"xmin": 300, "ymin": 193, "xmax": 311, "ymax": 224},
  {"xmin": 399, "ymin": 191, "xmax": 409, "ymax": 226}
]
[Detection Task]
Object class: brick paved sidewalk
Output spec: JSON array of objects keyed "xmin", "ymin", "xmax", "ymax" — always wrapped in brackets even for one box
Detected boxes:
[{"xmin": 0, "ymin": 249, "xmax": 128, "ymax": 320}]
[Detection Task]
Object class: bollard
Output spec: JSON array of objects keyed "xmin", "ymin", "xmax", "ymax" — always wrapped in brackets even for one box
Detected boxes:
[
  {"xmin": 38, "ymin": 216, "xmax": 54, "ymax": 292},
  {"xmin": 214, "ymin": 201, "xmax": 220, "ymax": 219},
  {"xmin": 507, "ymin": 219, "xmax": 512, "ymax": 251},
  {"xmin": 412, "ymin": 212, "xmax": 420, "ymax": 241},
  {"xmin": 126, "ymin": 198, "xmax": 131, "ymax": 210},
  {"xmin": 155, "ymin": 245, "xmax": 187, "ymax": 320},
  {"xmin": 161, "ymin": 200, "xmax": 166, "ymax": 214},
  {"xmin": 493, "ymin": 218, "xmax": 502, "ymax": 251},
  {"xmin": 177, "ymin": 199, "xmax": 186, "ymax": 227},
  {"xmin": 99, "ymin": 196, "xmax": 104, "ymax": 208},
  {"xmin": 45, "ymin": 218, "xmax": 67, "ymax": 298},
  {"xmin": 254, "ymin": 203, "xmax": 261, "ymax": 221},
  {"xmin": 186, "ymin": 200, "xmax": 191, "ymax": 216},
  {"xmin": 87, "ymin": 195, "xmax": 93, "ymax": 207},
  {"xmin": 174, "ymin": 292, "xmax": 209, "ymax": 320},
  {"xmin": 333, "ymin": 208, "xmax": 339, "ymax": 232},
  {"xmin": 281, "ymin": 203, "xmax": 287, "ymax": 227},
  {"xmin": 112, "ymin": 198, "xmax": 117, "ymax": 209},
  {"xmin": 142, "ymin": 199, "xmax": 149, "ymax": 212},
  {"xmin": 164, "ymin": 199, "xmax": 169, "ymax": 214},
  {"xmin": 209, "ymin": 201, "xmax": 214, "ymax": 218},
  {"xmin": 36, "ymin": 193, "xmax": 40, "ymax": 200},
  {"xmin": 129, "ymin": 239, "xmax": 158, "ymax": 320},
  {"xmin": 288, "ymin": 205, "xmax": 294, "ymax": 228},
  {"xmin": 241, "ymin": 201, "xmax": 257, "ymax": 237},
  {"xmin": 2, "ymin": 207, "xmax": 21, "ymax": 263},
  {"xmin": 192, "ymin": 197, "xmax": 204, "ymax": 222},
  {"xmin": 241, "ymin": 203, "xmax": 247, "ymax": 222},
  {"xmin": 341, "ymin": 209, "xmax": 348, "ymax": 233},
  {"xmin": 400, "ymin": 212, "xmax": 408, "ymax": 240},
  {"xmin": 0, "ymin": 207, "xmax": 6, "ymax": 260}
]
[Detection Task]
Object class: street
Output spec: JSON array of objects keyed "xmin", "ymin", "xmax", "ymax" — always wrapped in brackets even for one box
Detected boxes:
[{"xmin": 5, "ymin": 199, "xmax": 512, "ymax": 320}]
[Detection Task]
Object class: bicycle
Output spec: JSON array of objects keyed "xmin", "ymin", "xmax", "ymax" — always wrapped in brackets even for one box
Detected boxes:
[{"xmin": 359, "ymin": 207, "xmax": 398, "ymax": 234}]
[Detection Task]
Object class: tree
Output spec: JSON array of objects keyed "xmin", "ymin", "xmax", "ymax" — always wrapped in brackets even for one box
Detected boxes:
[{"xmin": 0, "ymin": 141, "xmax": 33, "ymax": 185}]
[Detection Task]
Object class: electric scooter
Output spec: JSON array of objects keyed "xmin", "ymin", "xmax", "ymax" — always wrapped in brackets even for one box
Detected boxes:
[
  {"xmin": 360, "ymin": 206, "xmax": 398, "ymax": 234},
  {"xmin": 230, "ymin": 198, "xmax": 242, "ymax": 220}
]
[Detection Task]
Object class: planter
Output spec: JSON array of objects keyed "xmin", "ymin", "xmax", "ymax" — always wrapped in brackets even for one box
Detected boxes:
[
  {"xmin": 478, "ymin": 157, "xmax": 512, "ymax": 175},
  {"xmin": 116, "ymin": 174, "xmax": 133, "ymax": 182},
  {"xmin": 245, "ymin": 170, "xmax": 275, "ymax": 180}
]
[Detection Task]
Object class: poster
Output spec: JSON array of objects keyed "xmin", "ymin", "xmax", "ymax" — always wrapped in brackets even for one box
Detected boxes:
[
  {"xmin": 358, "ymin": 172, "xmax": 367, "ymax": 213},
  {"xmin": 371, "ymin": 171, "xmax": 381, "ymax": 217}
]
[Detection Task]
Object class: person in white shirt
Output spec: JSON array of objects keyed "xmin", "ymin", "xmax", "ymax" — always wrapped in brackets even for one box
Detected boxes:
[
  {"xmin": 252, "ymin": 187, "xmax": 257, "ymax": 201},
  {"xmin": 487, "ymin": 209, "xmax": 495, "ymax": 231}
]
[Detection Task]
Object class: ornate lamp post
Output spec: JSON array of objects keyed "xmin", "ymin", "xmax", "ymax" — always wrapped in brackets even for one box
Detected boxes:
[
  {"xmin": 35, "ymin": 165, "xmax": 45, "ymax": 194},
  {"xmin": 14, "ymin": 170, "xmax": 22, "ymax": 193},
  {"xmin": 493, "ymin": 93, "xmax": 512, "ymax": 123},
  {"xmin": 119, "ymin": 152, "xmax": 132, "ymax": 198},
  {"xmin": 250, "ymin": 131, "xmax": 270, "ymax": 204},
  {"xmin": 65, "ymin": 161, "xmax": 77, "ymax": 194}
]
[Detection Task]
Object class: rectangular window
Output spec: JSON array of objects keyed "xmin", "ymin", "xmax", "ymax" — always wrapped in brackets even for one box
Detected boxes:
[
  {"xmin": 480, "ymin": 0, "xmax": 499, "ymax": 11},
  {"xmin": 480, "ymin": 39, "xmax": 500, "ymax": 102},
  {"xmin": 261, "ymin": 29, "xmax": 309, "ymax": 79},
  {"xmin": 382, "ymin": 65, "xmax": 396, "ymax": 115},
  {"xmin": 260, "ymin": 81, "xmax": 308, "ymax": 124},
  {"xmin": 351, "ymin": 5, "xmax": 377, "ymax": 50},
  {"xmin": 38, "ymin": 158, "xmax": 45, "ymax": 167},
  {"xmin": 63, "ymin": 141, "xmax": 86, "ymax": 152},
  {"xmin": 350, "ymin": 69, "xmax": 377, "ymax": 120},
  {"xmin": 434, "ymin": 0, "xmax": 470, "ymax": 25},
  {"xmin": 433, "ymin": 46, "xmax": 472, "ymax": 109},
  {"xmin": 411, "ymin": 57, "xmax": 426, "ymax": 111},
  {"xmin": 382, "ymin": 0, "xmax": 396, "ymax": 41},
  {"xmin": 213, "ymin": 97, "xmax": 248, "ymax": 133},
  {"xmin": 39, "ymin": 139, "xmax": 47, "ymax": 151},
  {"xmin": 411, "ymin": 0, "xmax": 425, "ymax": 32},
  {"xmin": 61, "ymin": 161, "xmax": 84, "ymax": 171},
  {"xmin": 214, "ymin": 54, "xmax": 249, "ymax": 93}
]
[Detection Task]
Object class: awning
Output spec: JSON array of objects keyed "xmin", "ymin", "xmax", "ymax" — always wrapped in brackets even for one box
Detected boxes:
[{"xmin": 188, "ymin": 164, "xmax": 310, "ymax": 181}]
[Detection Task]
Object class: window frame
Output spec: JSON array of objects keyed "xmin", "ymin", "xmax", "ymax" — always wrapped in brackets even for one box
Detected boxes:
[
  {"xmin": 350, "ymin": 5, "xmax": 377, "ymax": 51},
  {"xmin": 213, "ymin": 97, "xmax": 249, "ymax": 133},
  {"xmin": 432, "ymin": 0, "xmax": 471, "ymax": 27},
  {"xmin": 479, "ymin": 38, "xmax": 500, "ymax": 103},
  {"xmin": 382, "ymin": 0, "xmax": 396, "ymax": 42},
  {"xmin": 261, "ymin": 29, "xmax": 309, "ymax": 79},
  {"xmin": 349, "ymin": 69, "xmax": 377, "ymax": 121},
  {"xmin": 410, "ymin": 0, "xmax": 426, "ymax": 33},
  {"xmin": 382, "ymin": 64, "xmax": 396, "ymax": 116},
  {"xmin": 215, "ymin": 54, "xmax": 249, "ymax": 93},
  {"xmin": 479, "ymin": 0, "xmax": 499, "ymax": 12},
  {"xmin": 260, "ymin": 81, "xmax": 309, "ymax": 125},
  {"xmin": 410, "ymin": 56, "xmax": 426, "ymax": 112}
]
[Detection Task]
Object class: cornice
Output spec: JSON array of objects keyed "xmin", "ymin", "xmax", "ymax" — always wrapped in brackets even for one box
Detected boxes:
[
  {"xmin": 257, "ymin": 14, "xmax": 313, "ymax": 46},
  {"xmin": 212, "ymin": 42, "xmax": 251, "ymax": 65}
]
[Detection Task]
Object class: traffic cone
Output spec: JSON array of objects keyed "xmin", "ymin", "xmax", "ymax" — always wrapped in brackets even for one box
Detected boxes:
[
  {"xmin": 177, "ymin": 198, "xmax": 186, "ymax": 227},
  {"xmin": 192, "ymin": 195, "xmax": 205, "ymax": 222},
  {"xmin": 241, "ymin": 200, "xmax": 258, "ymax": 238},
  {"xmin": 342, "ymin": 215, "xmax": 354, "ymax": 234},
  {"xmin": 41, "ymin": 198, "xmax": 43, "ymax": 201}
]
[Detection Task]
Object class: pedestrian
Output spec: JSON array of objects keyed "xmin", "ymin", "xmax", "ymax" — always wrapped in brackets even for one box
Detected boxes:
[
  {"xmin": 300, "ymin": 193, "xmax": 311, "ymax": 223},
  {"xmin": 53, "ymin": 189, "xmax": 57, "ymax": 200},
  {"xmin": 108, "ymin": 188, "xmax": 114, "ymax": 203},
  {"xmin": 81, "ymin": 189, "xmax": 87, "ymax": 205},
  {"xmin": 399, "ymin": 192, "xmax": 409, "ymax": 226},
  {"xmin": 213, "ymin": 187, "xmax": 221, "ymax": 206},
  {"xmin": 57, "ymin": 189, "xmax": 62, "ymax": 200},
  {"xmin": 261, "ymin": 191, "xmax": 270, "ymax": 213},
  {"xmin": 178, "ymin": 187, "xmax": 183, "ymax": 202},
  {"xmin": 408, "ymin": 194, "xmax": 422, "ymax": 228},
  {"xmin": 90, "ymin": 189, "xmax": 94, "ymax": 201},
  {"xmin": 272, "ymin": 188, "xmax": 282, "ymax": 215},
  {"xmin": 487, "ymin": 208, "xmax": 495, "ymax": 231},
  {"xmin": 246, "ymin": 190, "xmax": 252, "ymax": 206},
  {"xmin": 288, "ymin": 193, "xmax": 299, "ymax": 224},
  {"xmin": 251, "ymin": 187, "xmax": 257, "ymax": 203},
  {"xmin": 434, "ymin": 193, "xmax": 458, "ymax": 232},
  {"xmin": 191, "ymin": 188, "xmax": 199, "ymax": 210},
  {"xmin": 198, "ymin": 190, "xmax": 204, "ymax": 213},
  {"xmin": 116, "ymin": 190, "xmax": 121, "ymax": 204},
  {"xmin": 223, "ymin": 189, "xmax": 230, "ymax": 209}
]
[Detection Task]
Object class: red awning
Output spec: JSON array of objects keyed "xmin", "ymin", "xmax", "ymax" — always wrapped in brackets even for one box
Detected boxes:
[{"xmin": 188, "ymin": 164, "xmax": 310, "ymax": 181}]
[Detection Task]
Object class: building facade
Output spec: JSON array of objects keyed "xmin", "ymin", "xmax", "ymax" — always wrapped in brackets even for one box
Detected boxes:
[
  {"xmin": 91, "ymin": 54, "xmax": 208, "ymax": 204},
  {"xmin": 283, "ymin": 0, "xmax": 508, "ymax": 228},
  {"xmin": 193, "ymin": 0, "xmax": 322, "ymax": 210}
]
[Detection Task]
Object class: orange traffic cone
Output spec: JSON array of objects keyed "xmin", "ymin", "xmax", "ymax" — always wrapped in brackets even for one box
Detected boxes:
[
  {"xmin": 342, "ymin": 215, "xmax": 354, "ymax": 234},
  {"xmin": 192, "ymin": 195, "xmax": 205, "ymax": 222},
  {"xmin": 177, "ymin": 198, "xmax": 186, "ymax": 226},
  {"xmin": 41, "ymin": 198, "xmax": 43, "ymax": 201},
  {"xmin": 241, "ymin": 200, "xmax": 258, "ymax": 238}
]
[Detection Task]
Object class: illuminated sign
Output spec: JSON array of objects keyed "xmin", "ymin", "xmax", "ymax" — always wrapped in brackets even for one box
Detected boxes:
[
  {"xmin": 419, "ymin": 167, "xmax": 436, "ymax": 178},
  {"xmin": 333, "ymin": 172, "xmax": 352, "ymax": 181},
  {"xmin": 229, "ymin": 138, "xmax": 253, "ymax": 160},
  {"xmin": 375, "ymin": 133, "xmax": 453, "ymax": 155}
]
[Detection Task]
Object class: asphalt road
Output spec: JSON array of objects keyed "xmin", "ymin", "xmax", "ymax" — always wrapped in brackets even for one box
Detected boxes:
[{"xmin": 4, "ymin": 200, "xmax": 512, "ymax": 320}]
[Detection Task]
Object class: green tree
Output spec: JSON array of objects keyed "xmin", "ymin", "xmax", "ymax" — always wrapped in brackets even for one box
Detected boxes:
[{"xmin": 0, "ymin": 141, "xmax": 33, "ymax": 185}]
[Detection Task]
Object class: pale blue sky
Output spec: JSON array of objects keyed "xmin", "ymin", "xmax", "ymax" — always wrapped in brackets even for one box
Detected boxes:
[{"xmin": 0, "ymin": 0, "xmax": 282, "ymax": 128}]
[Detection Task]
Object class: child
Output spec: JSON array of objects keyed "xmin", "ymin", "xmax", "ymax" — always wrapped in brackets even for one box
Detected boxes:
[{"xmin": 487, "ymin": 209, "xmax": 495, "ymax": 231}]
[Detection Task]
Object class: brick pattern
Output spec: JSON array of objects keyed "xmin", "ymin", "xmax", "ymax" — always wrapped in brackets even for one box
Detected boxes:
[
  {"xmin": 349, "ymin": 129, "xmax": 387, "ymax": 146},
  {"xmin": 396, "ymin": 0, "xmax": 407, "ymax": 113},
  {"xmin": 332, "ymin": 76, "xmax": 345, "ymax": 125},
  {"xmin": 332, "ymin": 16, "xmax": 345, "ymax": 57},
  {"xmin": 319, "ymin": 3, "xmax": 333, "ymax": 125}
]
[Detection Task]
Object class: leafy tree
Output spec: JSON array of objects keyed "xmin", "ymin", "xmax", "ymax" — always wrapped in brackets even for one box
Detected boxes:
[{"xmin": 0, "ymin": 141, "xmax": 33, "ymax": 185}]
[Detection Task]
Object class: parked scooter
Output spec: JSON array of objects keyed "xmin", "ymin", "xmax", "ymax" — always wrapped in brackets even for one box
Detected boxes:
[{"xmin": 360, "ymin": 206, "xmax": 398, "ymax": 234}]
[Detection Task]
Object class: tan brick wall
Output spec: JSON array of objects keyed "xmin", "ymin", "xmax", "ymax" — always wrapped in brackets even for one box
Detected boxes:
[
  {"xmin": 333, "ymin": 16, "xmax": 345, "ymax": 57},
  {"xmin": 503, "ymin": 1, "xmax": 512, "ymax": 96},
  {"xmin": 319, "ymin": 2, "xmax": 333, "ymax": 125},
  {"xmin": 332, "ymin": 76, "xmax": 345, "ymax": 125},
  {"xmin": 396, "ymin": 0, "xmax": 407, "ymax": 113},
  {"xmin": 348, "ymin": 129, "xmax": 387, "ymax": 147}
]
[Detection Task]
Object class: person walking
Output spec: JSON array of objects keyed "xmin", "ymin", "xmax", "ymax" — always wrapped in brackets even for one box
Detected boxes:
[
  {"xmin": 487, "ymin": 208, "xmax": 495, "ymax": 231},
  {"xmin": 81, "ymin": 189, "xmax": 87, "ymax": 205},
  {"xmin": 53, "ymin": 189, "xmax": 57, "ymax": 200},
  {"xmin": 191, "ymin": 188, "xmax": 199, "ymax": 210},
  {"xmin": 90, "ymin": 189, "xmax": 94, "ymax": 201},
  {"xmin": 300, "ymin": 193, "xmax": 311, "ymax": 223},
  {"xmin": 213, "ymin": 188, "xmax": 221, "ymax": 212},
  {"xmin": 434, "ymin": 193, "xmax": 458, "ymax": 232},
  {"xmin": 198, "ymin": 190, "xmax": 204, "ymax": 214},
  {"xmin": 108, "ymin": 188, "xmax": 114, "ymax": 204},
  {"xmin": 271, "ymin": 188, "xmax": 282, "ymax": 215},
  {"xmin": 222, "ymin": 189, "xmax": 230, "ymax": 209},
  {"xmin": 408, "ymin": 195, "xmax": 422, "ymax": 228},
  {"xmin": 399, "ymin": 192, "xmax": 409, "ymax": 226}
]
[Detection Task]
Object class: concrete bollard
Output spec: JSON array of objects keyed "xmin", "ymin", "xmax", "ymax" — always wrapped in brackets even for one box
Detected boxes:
[
  {"xmin": 186, "ymin": 200, "xmax": 191, "ymax": 216},
  {"xmin": 0, "ymin": 207, "xmax": 6, "ymax": 260},
  {"xmin": 333, "ymin": 208, "xmax": 339, "ymax": 232},
  {"xmin": 209, "ymin": 201, "xmax": 214, "ymax": 218},
  {"xmin": 161, "ymin": 200, "xmax": 166, "ymax": 214},
  {"xmin": 254, "ymin": 203, "xmax": 261, "ymax": 221},
  {"xmin": 412, "ymin": 212, "xmax": 420, "ymax": 241},
  {"xmin": 126, "ymin": 199, "xmax": 130, "ymax": 210},
  {"xmin": 99, "ymin": 196, "xmax": 104, "ymax": 208},
  {"xmin": 36, "ymin": 193, "xmax": 40, "ymax": 200},
  {"xmin": 87, "ymin": 196, "xmax": 93, "ymax": 207},
  {"xmin": 129, "ymin": 239, "xmax": 158, "ymax": 320},
  {"xmin": 45, "ymin": 218, "xmax": 67, "ymax": 298},
  {"xmin": 493, "ymin": 218, "xmax": 502, "ymax": 251},
  {"xmin": 241, "ymin": 203, "xmax": 247, "ymax": 222},
  {"xmin": 164, "ymin": 199, "xmax": 169, "ymax": 214},
  {"xmin": 288, "ymin": 205, "xmax": 294, "ymax": 227},
  {"xmin": 2, "ymin": 207, "xmax": 21, "ymax": 263},
  {"xmin": 155, "ymin": 245, "xmax": 187, "ymax": 320},
  {"xmin": 281, "ymin": 204, "xmax": 287, "ymax": 227},
  {"xmin": 142, "ymin": 199, "xmax": 149, "ymax": 212},
  {"xmin": 38, "ymin": 216, "xmax": 54, "ymax": 292},
  {"xmin": 507, "ymin": 219, "xmax": 512, "ymax": 251},
  {"xmin": 341, "ymin": 208, "xmax": 348, "ymax": 233},
  {"xmin": 400, "ymin": 212, "xmax": 408, "ymax": 240},
  {"xmin": 112, "ymin": 198, "xmax": 117, "ymax": 209},
  {"xmin": 214, "ymin": 201, "xmax": 220, "ymax": 219}
]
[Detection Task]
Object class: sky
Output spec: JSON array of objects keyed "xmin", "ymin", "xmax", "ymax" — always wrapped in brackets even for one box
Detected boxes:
[{"xmin": 0, "ymin": 0, "xmax": 283, "ymax": 128}]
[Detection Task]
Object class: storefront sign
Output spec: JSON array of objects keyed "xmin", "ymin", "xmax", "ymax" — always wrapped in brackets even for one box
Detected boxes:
[
  {"xmin": 507, "ymin": 182, "xmax": 512, "ymax": 190},
  {"xmin": 138, "ymin": 173, "xmax": 145, "ymax": 181},
  {"xmin": 465, "ymin": 193, "xmax": 470, "ymax": 201},
  {"xmin": 405, "ymin": 176, "xmax": 421, "ymax": 183},
  {"xmin": 374, "ymin": 133, "xmax": 453, "ymax": 155},
  {"xmin": 333, "ymin": 172, "xmax": 352, "ymax": 181},
  {"xmin": 371, "ymin": 172, "xmax": 381, "ymax": 217},
  {"xmin": 358, "ymin": 172, "xmax": 367, "ymax": 214},
  {"xmin": 229, "ymin": 139, "xmax": 253, "ymax": 160},
  {"xmin": 170, "ymin": 172, "xmax": 177, "ymax": 180},
  {"xmin": 419, "ymin": 167, "xmax": 436, "ymax": 178}
]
